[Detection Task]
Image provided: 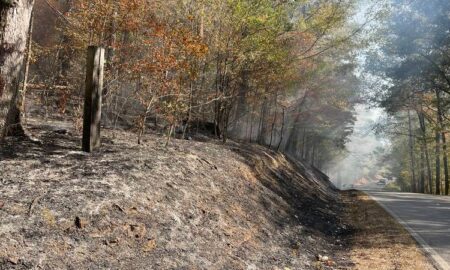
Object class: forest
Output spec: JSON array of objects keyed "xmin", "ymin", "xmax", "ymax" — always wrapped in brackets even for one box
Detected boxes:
[
  {"xmin": 367, "ymin": 0, "xmax": 450, "ymax": 195},
  {"xmin": 4, "ymin": 0, "xmax": 450, "ymax": 192},
  {"xmin": 1, "ymin": 1, "xmax": 450, "ymax": 192},
  {"xmin": 1, "ymin": 0, "xmax": 382, "ymax": 171}
]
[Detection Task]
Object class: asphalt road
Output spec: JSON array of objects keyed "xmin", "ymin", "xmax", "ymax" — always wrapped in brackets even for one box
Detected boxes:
[{"xmin": 367, "ymin": 191, "xmax": 450, "ymax": 270}]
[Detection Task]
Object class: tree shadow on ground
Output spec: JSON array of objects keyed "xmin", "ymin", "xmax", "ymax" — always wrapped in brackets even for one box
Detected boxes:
[
  {"xmin": 228, "ymin": 143, "xmax": 347, "ymax": 237},
  {"xmin": 0, "ymin": 123, "xmax": 118, "ymax": 161}
]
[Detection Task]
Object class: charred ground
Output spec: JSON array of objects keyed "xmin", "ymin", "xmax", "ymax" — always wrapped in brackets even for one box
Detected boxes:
[{"xmin": 0, "ymin": 119, "xmax": 354, "ymax": 269}]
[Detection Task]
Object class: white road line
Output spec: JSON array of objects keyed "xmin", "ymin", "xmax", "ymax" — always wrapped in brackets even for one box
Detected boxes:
[{"xmin": 366, "ymin": 192, "xmax": 450, "ymax": 270}]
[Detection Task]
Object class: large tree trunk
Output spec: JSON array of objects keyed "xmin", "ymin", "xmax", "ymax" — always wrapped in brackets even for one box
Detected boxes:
[
  {"xmin": 20, "ymin": 10, "xmax": 33, "ymax": 115},
  {"xmin": 0, "ymin": 0, "xmax": 34, "ymax": 138}
]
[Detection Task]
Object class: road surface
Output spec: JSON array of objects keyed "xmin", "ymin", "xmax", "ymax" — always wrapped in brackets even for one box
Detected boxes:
[{"xmin": 367, "ymin": 192, "xmax": 450, "ymax": 270}]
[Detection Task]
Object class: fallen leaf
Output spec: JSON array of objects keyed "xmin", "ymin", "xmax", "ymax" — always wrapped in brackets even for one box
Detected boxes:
[{"xmin": 143, "ymin": 239, "xmax": 157, "ymax": 252}]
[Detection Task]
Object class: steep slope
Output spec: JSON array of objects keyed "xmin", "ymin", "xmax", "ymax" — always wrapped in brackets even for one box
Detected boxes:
[{"xmin": 0, "ymin": 119, "xmax": 348, "ymax": 269}]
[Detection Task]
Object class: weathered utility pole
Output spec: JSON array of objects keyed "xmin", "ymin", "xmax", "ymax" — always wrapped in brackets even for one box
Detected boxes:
[{"xmin": 82, "ymin": 46, "xmax": 104, "ymax": 152}]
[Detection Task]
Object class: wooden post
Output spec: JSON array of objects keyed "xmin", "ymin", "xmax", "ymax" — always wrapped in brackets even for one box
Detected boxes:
[{"xmin": 82, "ymin": 46, "xmax": 105, "ymax": 152}]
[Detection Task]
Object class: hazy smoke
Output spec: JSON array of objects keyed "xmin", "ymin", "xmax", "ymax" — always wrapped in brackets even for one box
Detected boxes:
[{"xmin": 328, "ymin": 104, "xmax": 388, "ymax": 188}]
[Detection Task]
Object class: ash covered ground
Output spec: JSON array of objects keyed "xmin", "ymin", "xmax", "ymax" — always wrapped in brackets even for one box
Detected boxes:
[{"xmin": 0, "ymin": 119, "xmax": 352, "ymax": 269}]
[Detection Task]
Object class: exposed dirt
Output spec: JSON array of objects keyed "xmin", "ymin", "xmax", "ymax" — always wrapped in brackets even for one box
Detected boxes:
[{"xmin": 0, "ymin": 119, "xmax": 353, "ymax": 270}]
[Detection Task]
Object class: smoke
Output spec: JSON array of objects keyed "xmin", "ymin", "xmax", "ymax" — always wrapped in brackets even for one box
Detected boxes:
[
  {"xmin": 328, "ymin": 104, "xmax": 388, "ymax": 188},
  {"xmin": 324, "ymin": 0, "xmax": 394, "ymax": 188}
]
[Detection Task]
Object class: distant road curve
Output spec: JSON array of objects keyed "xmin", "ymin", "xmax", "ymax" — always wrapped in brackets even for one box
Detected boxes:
[{"xmin": 367, "ymin": 191, "xmax": 450, "ymax": 270}]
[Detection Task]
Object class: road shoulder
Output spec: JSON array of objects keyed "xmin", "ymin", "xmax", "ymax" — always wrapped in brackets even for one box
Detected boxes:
[
  {"xmin": 342, "ymin": 190, "xmax": 436, "ymax": 270},
  {"xmin": 366, "ymin": 192, "xmax": 450, "ymax": 270}
]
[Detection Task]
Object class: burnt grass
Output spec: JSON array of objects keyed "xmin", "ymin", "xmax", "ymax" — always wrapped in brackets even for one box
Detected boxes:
[{"xmin": 0, "ymin": 119, "xmax": 353, "ymax": 269}]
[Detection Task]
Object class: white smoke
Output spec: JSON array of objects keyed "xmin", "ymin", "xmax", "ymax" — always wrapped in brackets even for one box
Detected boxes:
[{"xmin": 328, "ymin": 104, "xmax": 389, "ymax": 188}]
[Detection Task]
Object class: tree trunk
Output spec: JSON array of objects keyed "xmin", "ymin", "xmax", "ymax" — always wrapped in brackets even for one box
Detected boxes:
[
  {"xmin": 20, "ymin": 10, "xmax": 33, "ymax": 117},
  {"xmin": 257, "ymin": 97, "xmax": 267, "ymax": 145},
  {"xmin": 221, "ymin": 104, "xmax": 230, "ymax": 143},
  {"xmin": 420, "ymin": 145, "xmax": 426, "ymax": 193},
  {"xmin": 277, "ymin": 107, "xmax": 285, "ymax": 151},
  {"xmin": 233, "ymin": 69, "xmax": 249, "ymax": 133},
  {"xmin": 436, "ymin": 89, "xmax": 448, "ymax": 195},
  {"xmin": 435, "ymin": 130, "xmax": 441, "ymax": 195},
  {"xmin": 249, "ymin": 104, "xmax": 254, "ymax": 143},
  {"xmin": 269, "ymin": 96, "xmax": 277, "ymax": 148},
  {"xmin": 104, "ymin": 5, "xmax": 118, "ymax": 120},
  {"xmin": 407, "ymin": 109, "xmax": 417, "ymax": 192},
  {"xmin": 425, "ymin": 143, "xmax": 433, "ymax": 194},
  {"xmin": 442, "ymin": 132, "xmax": 449, "ymax": 195},
  {"xmin": 311, "ymin": 142, "xmax": 316, "ymax": 166},
  {"xmin": 138, "ymin": 99, "xmax": 154, "ymax": 145},
  {"xmin": 301, "ymin": 128, "xmax": 307, "ymax": 159},
  {"xmin": 0, "ymin": 0, "xmax": 35, "ymax": 138},
  {"xmin": 182, "ymin": 82, "xmax": 193, "ymax": 140},
  {"xmin": 417, "ymin": 109, "xmax": 433, "ymax": 194},
  {"xmin": 283, "ymin": 91, "xmax": 309, "ymax": 152}
]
